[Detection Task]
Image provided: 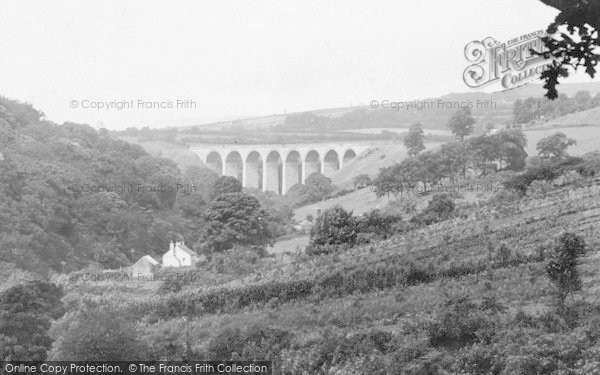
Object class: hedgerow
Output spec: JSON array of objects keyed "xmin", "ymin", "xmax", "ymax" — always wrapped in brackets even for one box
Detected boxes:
[{"xmin": 128, "ymin": 247, "xmax": 537, "ymax": 320}]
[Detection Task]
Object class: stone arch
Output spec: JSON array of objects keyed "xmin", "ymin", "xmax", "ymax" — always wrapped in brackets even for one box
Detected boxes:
[
  {"xmin": 245, "ymin": 151, "xmax": 263, "ymax": 190},
  {"xmin": 225, "ymin": 151, "xmax": 243, "ymax": 181},
  {"xmin": 343, "ymin": 149, "xmax": 357, "ymax": 165},
  {"xmin": 264, "ymin": 150, "xmax": 283, "ymax": 194},
  {"xmin": 304, "ymin": 150, "xmax": 321, "ymax": 181},
  {"xmin": 206, "ymin": 151, "xmax": 223, "ymax": 174},
  {"xmin": 284, "ymin": 150, "xmax": 302, "ymax": 194},
  {"xmin": 323, "ymin": 149, "xmax": 340, "ymax": 175}
]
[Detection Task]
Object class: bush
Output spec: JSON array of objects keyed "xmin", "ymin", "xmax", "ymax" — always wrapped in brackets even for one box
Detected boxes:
[
  {"xmin": 306, "ymin": 206, "xmax": 357, "ymax": 255},
  {"xmin": 356, "ymin": 210, "xmax": 403, "ymax": 243},
  {"xmin": 411, "ymin": 193, "xmax": 455, "ymax": 225},
  {"xmin": 208, "ymin": 246, "xmax": 266, "ymax": 275},
  {"xmin": 158, "ymin": 277, "xmax": 184, "ymax": 294},
  {"xmin": 427, "ymin": 295, "xmax": 501, "ymax": 348},
  {"xmin": 546, "ymin": 232, "xmax": 586, "ymax": 310},
  {"xmin": 578, "ymin": 151, "xmax": 600, "ymax": 177},
  {"xmin": 206, "ymin": 323, "xmax": 291, "ymax": 360}
]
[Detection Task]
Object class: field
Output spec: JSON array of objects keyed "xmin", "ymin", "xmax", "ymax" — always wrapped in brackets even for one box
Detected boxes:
[{"xmin": 523, "ymin": 125, "xmax": 600, "ymax": 157}]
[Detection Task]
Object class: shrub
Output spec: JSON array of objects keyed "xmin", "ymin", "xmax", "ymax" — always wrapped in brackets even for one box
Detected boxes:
[
  {"xmin": 356, "ymin": 209, "xmax": 403, "ymax": 243},
  {"xmin": 546, "ymin": 232, "xmax": 586, "ymax": 311},
  {"xmin": 158, "ymin": 277, "xmax": 184, "ymax": 294},
  {"xmin": 412, "ymin": 193, "xmax": 455, "ymax": 225},
  {"xmin": 306, "ymin": 206, "xmax": 357, "ymax": 255},
  {"xmin": 208, "ymin": 246, "xmax": 265, "ymax": 275},
  {"xmin": 578, "ymin": 151, "xmax": 600, "ymax": 177},
  {"xmin": 427, "ymin": 295, "xmax": 501, "ymax": 348},
  {"xmin": 206, "ymin": 324, "xmax": 291, "ymax": 360},
  {"xmin": 49, "ymin": 306, "xmax": 148, "ymax": 360}
]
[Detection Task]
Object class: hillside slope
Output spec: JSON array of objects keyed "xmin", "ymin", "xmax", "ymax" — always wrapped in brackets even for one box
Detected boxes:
[
  {"xmin": 542, "ymin": 106, "xmax": 600, "ymax": 127},
  {"xmin": 61, "ymin": 177, "xmax": 600, "ymax": 372}
]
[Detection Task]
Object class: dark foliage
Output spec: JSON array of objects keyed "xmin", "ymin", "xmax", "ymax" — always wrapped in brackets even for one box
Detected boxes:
[
  {"xmin": 306, "ymin": 206, "xmax": 357, "ymax": 255},
  {"xmin": 0, "ymin": 280, "xmax": 64, "ymax": 360},
  {"xmin": 200, "ymin": 192, "xmax": 273, "ymax": 252}
]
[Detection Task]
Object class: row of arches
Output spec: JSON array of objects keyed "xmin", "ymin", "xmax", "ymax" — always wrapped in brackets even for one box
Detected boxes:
[{"xmin": 205, "ymin": 148, "xmax": 357, "ymax": 194}]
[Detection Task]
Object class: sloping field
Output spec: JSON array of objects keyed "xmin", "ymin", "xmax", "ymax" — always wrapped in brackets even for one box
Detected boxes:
[
  {"xmin": 293, "ymin": 187, "xmax": 390, "ymax": 222},
  {"xmin": 543, "ymin": 106, "xmax": 600, "ymax": 128},
  {"xmin": 64, "ymin": 178, "xmax": 600, "ymax": 372},
  {"xmin": 523, "ymin": 125, "xmax": 600, "ymax": 156}
]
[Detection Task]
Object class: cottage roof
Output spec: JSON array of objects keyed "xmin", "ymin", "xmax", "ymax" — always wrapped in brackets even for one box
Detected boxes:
[
  {"xmin": 175, "ymin": 242, "xmax": 197, "ymax": 257},
  {"xmin": 137, "ymin": 255, "xmax": 160, "ymax": 266}
]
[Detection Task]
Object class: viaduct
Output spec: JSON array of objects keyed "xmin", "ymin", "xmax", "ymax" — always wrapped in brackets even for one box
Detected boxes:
[{"xmin": 190, "ymin": 143, "xmax": 372, "ymax": 195}]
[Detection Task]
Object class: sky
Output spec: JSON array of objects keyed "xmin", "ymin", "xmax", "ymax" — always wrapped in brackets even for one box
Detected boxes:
[{"xmin": 0, "ymin": 0, "xmax": 586, "ymax": 130}]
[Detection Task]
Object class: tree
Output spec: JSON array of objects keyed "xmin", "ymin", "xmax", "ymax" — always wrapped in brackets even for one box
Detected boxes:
[
  {"xmin": 537, "ymin": 1, "xmax": 600, "ymax": 99},
  {"xmin": 439, "ymin": 141, "xmax": 473, "ymax": 181},
  {"xmin": 200, "ymin": 192, "xmax": 273, "ymax": 252},
  {"xmin": 469, "ymin": 129, "xmax": 528, "ymax": 174},
  {"xmin": 210, "ymin": 176, "xmax": 242, "ymax": 200},
  {"xmin": 447, "ymin": 108, "xmax": 475, "ymax": 141},
  {"xmin": 395, "ymin": 157, "xmax": 431, "ymax": 192},
  {"xmin": 494, "ymin": 129, "xmax": 528, "ymax": 171},
  {"xmin": 304, "ymin": 173, "xmax": 334, "ymax": 197},
  {"xmin": 373, "ymin": 158, "xmax": 431, "ymax": 198},
  {"xmin": 372, "ymin": 167, "xmax": 400, "ymax": 198},
  {"xmin": 286, "ymin": 173, "xmax": 334, "ymax": 207},
  {"xmin": 536, "ymin": 132, "xmax": 576, "ymax": 159},
  {"xmin": 546, "ymin": 232, "xmax": 586, "ymax": 311},
  {"xmin": 573, "ymin": 90, "xmax": 592, "ymax": 111},
  {"xmin": 404, "ymin": 123, "xmax": 426, "ymax": 157},
  {"xmin": 246, "ymin": 189, "xmax": 294, "ymax": 237},
  {"xmin": 0, "ymin": 280, "xmax": 64, "ymax": 360}
]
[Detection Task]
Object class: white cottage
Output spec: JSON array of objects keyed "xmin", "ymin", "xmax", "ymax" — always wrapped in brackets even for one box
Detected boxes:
[{"xmin": 162, "ymin": 241, "xmax": 202, "ymax": 267}]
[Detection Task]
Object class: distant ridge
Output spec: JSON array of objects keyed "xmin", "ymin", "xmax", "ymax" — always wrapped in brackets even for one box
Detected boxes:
[{"xmin": 181, "ymin": 81, "xmax": 600, "ymax": 131}]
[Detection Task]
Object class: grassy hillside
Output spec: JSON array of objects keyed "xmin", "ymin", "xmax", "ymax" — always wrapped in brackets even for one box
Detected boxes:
[
  {"xmin": 119, "ymin": 137, "xmax": 205, "ymax": 171},
  {"xmin": 58, "ymin": 176, "xmax": 600, "ymax": 372},
  {"xmin": 523, "ymin": 126, "xmax": 600, "ymax": 157},
  {"xmin": 542, "ymin": 106, "xmax": 600, "ymax": 128}
]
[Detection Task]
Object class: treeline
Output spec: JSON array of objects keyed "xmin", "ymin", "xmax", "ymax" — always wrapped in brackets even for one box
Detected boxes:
[
  {"xmin": 373, "ymin": 128, "xmax": 528, "ymax": 197},
  {"xmin": 513, "ymin": 90, "xmax": 600, "ymax": 124}
]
